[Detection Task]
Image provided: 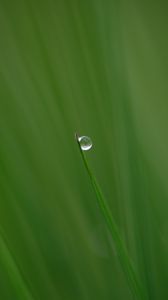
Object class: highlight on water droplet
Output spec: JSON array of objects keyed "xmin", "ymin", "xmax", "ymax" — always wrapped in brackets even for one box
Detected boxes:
[{"xmin": 78, "ymin": 135, "xmax": 92, "ymax": 151}]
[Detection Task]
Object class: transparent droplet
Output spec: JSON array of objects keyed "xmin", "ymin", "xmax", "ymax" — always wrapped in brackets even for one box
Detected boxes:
[{"xmin": 78, "ymin": 136, "xmax": 92, "ymax": 151}]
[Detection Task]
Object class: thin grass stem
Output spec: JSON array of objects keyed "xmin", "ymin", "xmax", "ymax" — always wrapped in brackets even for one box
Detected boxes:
[{"xmin": 75, "ymin": 133, "xmax": 147, "ymax": 300}]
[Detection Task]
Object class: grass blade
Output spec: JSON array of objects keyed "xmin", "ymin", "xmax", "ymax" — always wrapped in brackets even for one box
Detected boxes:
[{"xmin": 75, "ymin": 133, "xmax": 147, "ymax": 300}]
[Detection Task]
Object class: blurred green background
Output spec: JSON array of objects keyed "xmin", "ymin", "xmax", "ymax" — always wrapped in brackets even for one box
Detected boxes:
[{"xmin": 0, "ymin": 0, "xmax": 168, "ymax": 299}]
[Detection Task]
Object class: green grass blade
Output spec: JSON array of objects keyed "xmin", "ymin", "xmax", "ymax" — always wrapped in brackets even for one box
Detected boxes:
[{"xmin": 75, "ymin": 133, "xmax": 147, "ymax": 300}]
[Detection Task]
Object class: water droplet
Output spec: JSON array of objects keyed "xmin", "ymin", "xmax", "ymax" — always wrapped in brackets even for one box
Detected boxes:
[{"xmin": 78, "ymin": 136, "xmax": 92, "ymax": 151}]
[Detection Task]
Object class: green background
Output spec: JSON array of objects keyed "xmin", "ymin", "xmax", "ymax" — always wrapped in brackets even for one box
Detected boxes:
[{"xmin": 0, "ymin": 0, "xmax": 168, "ymax": 299}]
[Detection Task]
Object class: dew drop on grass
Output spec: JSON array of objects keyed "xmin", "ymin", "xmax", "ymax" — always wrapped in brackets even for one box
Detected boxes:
[{"xmin": 78, "ymin": 136, "xmax": 92, "ymax": 151}]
